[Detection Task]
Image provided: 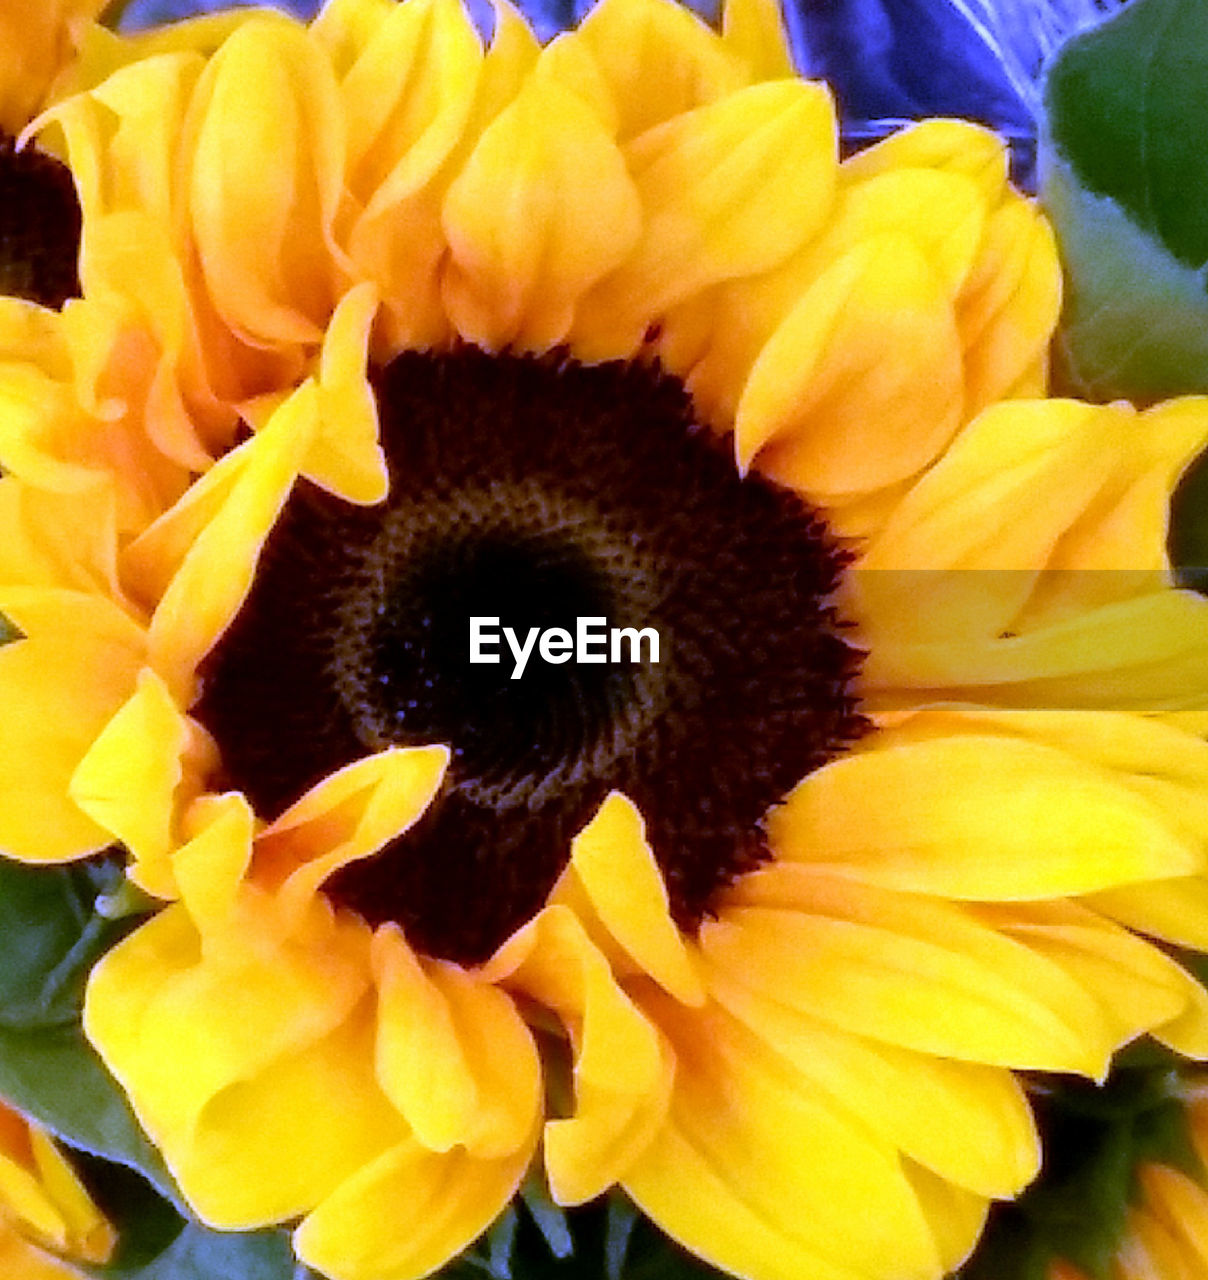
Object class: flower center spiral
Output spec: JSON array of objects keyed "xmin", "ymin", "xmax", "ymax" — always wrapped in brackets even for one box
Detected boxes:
[
  {"xmin": 0, "ymin": 134, "xmax": 81, "ymax": 308},
  {"xmin": 196, "ymin": 349, "xmax": 866, "ymax": 964}
]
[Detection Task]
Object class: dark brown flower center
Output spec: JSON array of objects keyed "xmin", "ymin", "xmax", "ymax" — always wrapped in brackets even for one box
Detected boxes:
[
  {"xmin": 195, "ymin": 348, "xmax": 866, "ymax": 964},
  {"xmin": 0, "ymin": 133, "xmax": 81, "ymax": 308}
]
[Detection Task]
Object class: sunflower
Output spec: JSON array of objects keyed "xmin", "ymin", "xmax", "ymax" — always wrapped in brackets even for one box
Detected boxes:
[
  {"xmin": 0, "ymin": 1099, "xmax": 114, "ymax": 1279},
  {"xmin": 2, "ymin": 0, "xmax": 1208, "ymax": 1278}
]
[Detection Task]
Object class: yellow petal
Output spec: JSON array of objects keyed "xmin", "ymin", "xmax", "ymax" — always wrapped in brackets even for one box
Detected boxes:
[
  {"xmin": 0, "ymin": 588, "xmax": 144, "ymax": 862},
  {"xmin": 958, "ymin": 196, "xmax": 1061, "ymax": 417},
  {"xmin": 0, "ymin": 477, "xmax": 121, "ymax": 601},
  {"xmin": 571, "ymin": 0, "xmax": 749, "ymax": 141},
  {"xmin": 253, "ymin": 745, "xmax": 449, "ymax": 925},
  {"xmin": 147, "ymin": 380, "xmax": 319, "ymax": 701},
  {"xmin": 624, "ymin": 992, "xmax": 941, "ymax": 1280},
  {"xmin": 768, "ymin": 731, "xmax": 1201, "ymax": 900},
  {"xmin": 310, "ymin": 282, "xmax": 387, "ymax": 503},
  {"xmin": 1138, "ymin": 1164, "xmax": 1208, "ymax": 1271},
  {"xmin": 442, "ymin": 74, "xmax": 642, "ymax": 350},
  {"xmin": 167, "ymin": 791, "xmax": 255, "ymax": 925},
  {"xmin": 720, "ymin": 0, "xmax": 795, "ymax": 80},
  {"xmin": 705, "ymin": 971, "xmax": 1039, "ymax": 1196},
  {"xmin": 709, "ymin": 869, "xmax": 1115, "ymax": 1073},
  {"xmin": 564, "ymin": 792, "xmax": 704, "ymax": 1006},
  {"xmin": 0, "ymin": 1106, "xmax": 113, "ymax": 1265},
  {"xmin": 295, "ymin": 1134, "xmax": 534, "ymax": 1280},
  {"xmin": 841, "ymin": 118, "xmax": 1009, "ymax": 202},
  {"xmin": 901, "ymin": 1159, "xmax": 991, "ymax": 1275},
  {"xmin": 372, "ymin": 924, "xmax": 540, "ymax": 1157},
  {"xmin": 187, "ymin": 19, "xmax": 346, "ymax": 345},
  {"xmin": 84, "ymin": 901, "xmax": 403, "ymax": 1226},
  {"xmin": 68, "ymin": 667, "xmax": 193, "ymax": 871},
  {"xmin": 859, "ymin": 588, "xmax": 1208, "ymax": 714},
  {"xmin": 482, "ymin": 905, "xmax": 671, "ymax": 1204},
  {"xmin": 739, "ymin": 235, "xmax": 963, "ymax": 498},
  {"xmin": 571, "ymin": 79, "xmax": 837, "ymax": 359},
  {"xmin": 973, "ymin": 900, "xmax": 1204, "ymax": 1050},
  {"xmin": 1089, "ymin": 878, "xmax": 1208, "ymax": 954},
  {"xmin": 338, "ymin": 0, "xmax": 486, "ymax": 351},
  {"xmin": 337, "ymin": 0, "xmax": 481, "ymax": 221}
]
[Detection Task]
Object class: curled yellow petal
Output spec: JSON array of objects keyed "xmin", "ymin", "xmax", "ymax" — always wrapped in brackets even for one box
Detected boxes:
[
  {"xmin": 564, "ymin": 792, "xmax": 704, "ymax": 1006},
  {"xmin": 372, "ymin": 924, "xmax": 540, "ymax": 1158},
  {"xmin": 295, "ymin": 1133, "xmax": 534, "ymax": 1280},
  {"xmin": 147, "ymin": 380, "xmax": 319, "ymax": 701},
  {"xmin": 254, "ymin": 745, "xmax": 450, "ymax": 924},
  {"xmin": 482, "ymin": 905, "xmax": 672, "ymax": 1205},
  {"xmin": 69, "ymin": 666, "xmax": 210, "ymax": 876}
]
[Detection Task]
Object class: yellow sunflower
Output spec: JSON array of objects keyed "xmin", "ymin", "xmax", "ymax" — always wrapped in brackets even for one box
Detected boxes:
[
  {"xmin": 2, "ymin": 0, "xmax": 1208, "ymax": 1278},
  {"xmin": 0, "ymin": 1099, "xmax": 114, "ymax": 1279}
]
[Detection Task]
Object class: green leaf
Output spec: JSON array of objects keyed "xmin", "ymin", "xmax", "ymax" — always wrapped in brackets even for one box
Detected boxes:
[
  {"xmin": 1041, "ymin": 0, "xmax": 1208, "ymax": 403},
  {"xmin": 0, "ymin": 856, "xmax": 177, "ymax": 1201}
]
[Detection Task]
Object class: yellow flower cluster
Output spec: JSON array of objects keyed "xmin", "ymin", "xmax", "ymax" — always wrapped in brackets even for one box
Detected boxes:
[{"xmin": 0, "ymin": 1, "xmax": 1206, "ymax": 1279}]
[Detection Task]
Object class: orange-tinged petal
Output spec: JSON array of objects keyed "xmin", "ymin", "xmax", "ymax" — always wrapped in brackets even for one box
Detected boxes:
[
  {"xmin": 704, "ymin": 971, "xmax": 1039, "ymax": 1196},
  {"xmin": 482, "ymin": 905, "xmax": 671, "ymax": 1204},
  {"xmin": 571, "ymin": 0, "xmax": 749, "ymax": 141},
  {"xmin": 571, "ymin": 79, "xmax": 837, "ymax": 359},
  {"xmin": 253, "ymin": 745, "xmax": 450, "ymax": 924},
  {"xmin": 710, "ymin": 870, "xmax": 1115, "ymax": 1073},
  {"xmin": 0, "ymin": 588, "xmax": 144, "ymax": 863},
  {"xmin": 768, "ymin": 731, "xmax": 1202, "ymax": 899},
  {"xmin": 564, "ymin": 792, "xmax": 704, "ymax": 1006},
  {"xmin": 294, "ymin": 1133, "xmax": 534, "ymax": 1280},
  {"xmin": 0, "ymin": 1107, "xmax": 113, "ymax": 1266},
  {"xmin": 1138, "ymin": 1164, "xmax": 1208, "ymax": 1271},
  {"xmin": 624, "ymin": 992, "xmax": 941, "ymax": 1280},
  {"xmin": 442, "ymin": 75, "xmax": 642, "ymax": 351},
  {"xmin": 186, "ymin": 19, "xmax": 346, "ymax": 346},
  {"xmin": 147, "ymin": 380, "xmax": 319, "ymax": 701},
  {"xmin": 372, "ymin": 924, "xmax": 540, "ymax": 1158},
  {"xmin": 0, "ymin": 0, "xmax": 105, "ymax": 133},
  {"xmin": 740, "ymin": 235, "xmax": 963, "ymax": 498},
  {"xmin": 68, "ymin": 667, "xmax": 202, "ymax": 873}
]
